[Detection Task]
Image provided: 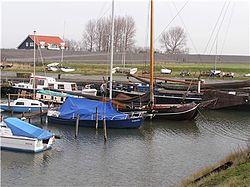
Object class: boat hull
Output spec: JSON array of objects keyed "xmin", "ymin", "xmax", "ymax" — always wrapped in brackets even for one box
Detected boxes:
[
  {"xmin": 0, "ymin": 135, "xmax": 54, "ymax": 153},
  {"xmin": 48, "ymin": 116, "xmax": 144, "ymax": 129},
  {"xmin": 0, "ymin": 105, "xmax": 48, "ymax": 113},
  {"xmin": 145, "ymin": 103, "xmax": 199, "ymax": 120}
]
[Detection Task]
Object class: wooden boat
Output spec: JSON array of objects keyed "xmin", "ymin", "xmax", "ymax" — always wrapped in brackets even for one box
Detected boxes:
[
  {"xmin": 1, "ymin": 117, "xmax": 54, "ymax": 153},
  {"xmin": 202, "ymin": 90, "xmax": 250, "ymax": 110},
  {"xmin": 47, "ymin": 97, "xmax": 144, "ymax": 129},
  {"xmin": 131, "ymin": 0, "xmax": 199, "ymax": 120},
  {"xmin": 143, "ymin": 102, "xmax": 199, "ymax": 120},
  {"xmin": 0, "ymin": 98, "xmax": 48, "ymax": 113}
]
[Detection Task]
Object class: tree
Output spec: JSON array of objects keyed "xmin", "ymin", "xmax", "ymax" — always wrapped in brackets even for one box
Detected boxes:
[
  {"xmin": 82, "ymin": 16, "xmax": 136, "ymax": 52},
  {"xmin": 160, "ymin": 26, "xmax": 188, "ymax": 54},
  {"xmin": 65, "ymin": 39, "xmax": 82, "ymax": 51},
  {"xmin": 82, "ymin": 20, "xmax": 96, "ymax": 52}
]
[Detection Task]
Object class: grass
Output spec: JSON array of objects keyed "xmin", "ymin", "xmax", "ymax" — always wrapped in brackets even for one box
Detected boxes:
[
  {"xmin": 181, "ymin": 146, "xmax": 250, "ymax": 187},
  {"xmin": 2, "ymin": 61, "xmax": 250, "ymax": 79}
]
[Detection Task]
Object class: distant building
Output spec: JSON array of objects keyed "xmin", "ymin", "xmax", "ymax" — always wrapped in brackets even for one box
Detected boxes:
[{"xmin": 17, "ymin": 35, "xmax": 67, "ymax": 50}]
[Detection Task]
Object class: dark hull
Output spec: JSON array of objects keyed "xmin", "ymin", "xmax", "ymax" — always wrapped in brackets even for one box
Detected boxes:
[
  {"xmin": 112, "ymin": 89, "xmax": 202, "ymax": 104},
  {"xmin": 48, "ymin": 116, "xmax": 144, "ymax": 129},
  {"xmin": 148, "ymin": 103, "xmax": 199, "ymax": 120},
  {"xmin": 202, "ymin": 90, "xmax": 250, "ymax": 110}
]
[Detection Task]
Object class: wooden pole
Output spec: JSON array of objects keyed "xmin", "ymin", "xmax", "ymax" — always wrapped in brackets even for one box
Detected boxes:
[
  {"xmin": 39, "ymin": 103, "xmax": 43, "ymax": 124},
  {"xmin": 95, "ymin": 107, "xmax": 98, "ymax": 130},
  {"xmin": 149, "ymin": 0, "xmax": 154, "ymax": 106},
  {"xmin": 75, "ymin": 114, "xmax": 80, "ymax": 138},
  {"xmin": 7, "ymin": 93, "xmax": 12, "ymax": 116},
  {"xmin": 103, "ymin": 115, "xmax": 107, "ymax": 141}
]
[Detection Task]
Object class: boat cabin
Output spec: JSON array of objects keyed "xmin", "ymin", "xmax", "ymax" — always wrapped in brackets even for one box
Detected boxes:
[{"xmin": 13, "ymin": 75, "xmax": 78, "ymax": 92}]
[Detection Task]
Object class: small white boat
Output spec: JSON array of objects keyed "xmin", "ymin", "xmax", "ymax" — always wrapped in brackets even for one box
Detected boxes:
[
  {"xmin": 160, "ymin": 68, "xmax": 172, "ymax": 74},
  {"xmin": 112, "ymin": 67, "xmax": 138, "ymax": 74},
  {"xmin": 47, "ymin": 62, "xmax": 60, "ymax": 67},
  {"xmin": 60, "ymin": 67, "xmax": 75, "ymax": 72},
  {"xmin": 244, "ymin": 73, "xmax": 250, "ymax": 77},
  {"xmin": 49, "ymin": 66, "xmax": 59, "ymax": 72},
  {"xmin": 0, "ymin": 98, "xmax": 48, "ymax": 113},
  {"xmin": 1, "ymin": 117, "xmax": 55, "ymax": 153},
  {"xmin": 82, "ymin": 85, "xmax": 98, "ymax": 96}
]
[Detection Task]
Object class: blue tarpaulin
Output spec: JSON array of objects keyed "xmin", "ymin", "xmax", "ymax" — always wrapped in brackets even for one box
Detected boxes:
[
  {"xmin": 59, "ymin": 97, "xmax": 128, "ymax": 120},
  {"xmin": 4, "ymin": 118, "xmax": 53, "ymax": 140}
]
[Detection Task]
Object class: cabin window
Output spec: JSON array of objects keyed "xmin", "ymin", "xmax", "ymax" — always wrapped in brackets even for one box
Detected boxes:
[
  {"xmin": 71, "ymin": 84, "xmax": 77, "ymax": 91},
  {"xmin": 48, "ymin": 84, "xmax": 54, "ymax": 89},
  {"xmin": 37, "ymin": 79, "xmax": 45, "ymax": 85},
  {"xmin": 30, "ymin": 42, "xmax": 34, "ymax": 47},
  {"xmin": 25, "ymin": 42, "xmax": 29, "ymax": 47},
  {"xmin": 31, "ymin": 103, "xmax": 39, "ymax": 106},
  {"xmin": 16, "ymin": 102, "xmax": 24, "ymax": 105},
  {"xmin": 58, "ymin": 84, "xmax": 64, "ymax": 90},
  {"xmin": 61, "ymin": 97, "xmax": 64, "ymax": 102}
]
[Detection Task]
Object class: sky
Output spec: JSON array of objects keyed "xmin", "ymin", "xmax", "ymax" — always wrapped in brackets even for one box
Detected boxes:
[{"xmin": 1, "ymin": 0, "xmax": 249, "ymax": 55}]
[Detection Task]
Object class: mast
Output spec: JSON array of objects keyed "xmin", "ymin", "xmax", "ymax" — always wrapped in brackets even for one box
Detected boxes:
[
  {"xmin": 150, "ymin": 0, "xmax": 154, "ymax": 105},
  {"xmin": 33, "ymin": 30, "xmax": 36, "ymax": 99},
  {"xmin": 109, "ymin": 0, "xmax": 115, "ymax": 100}
]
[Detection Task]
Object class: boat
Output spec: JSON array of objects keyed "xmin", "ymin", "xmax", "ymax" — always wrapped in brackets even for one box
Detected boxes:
[
  {"xmin": 60, "ymin": 67, "xmax": 75, "ymax": 72},
  {"xmin": 1, "ymin": 117, "xmax": 54, "ymax": 153},
  {"xmin": 160, "ymin": 68, "xmax": 172, "ymax": 74},
  {"xmin": 141, "ymin": 0, "xmax": 199, "ymax": 120},
  {"xmin": 112, "ymin": 67, "xmax": 138, "ymax": 74},
  {"xmin": 47, "ymin": 97, "xmax": 144, "ymax": 129},
  {"xmin": 12, "ymin": 75, "xmax": 79, "ymax": 93},
  {"xmin": 0, "ymin": 98, "xmax": 48, "ymax": 113}
]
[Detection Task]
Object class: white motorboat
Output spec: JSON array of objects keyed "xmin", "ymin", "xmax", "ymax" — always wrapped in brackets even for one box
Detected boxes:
[
  {"xmin": 0, "ymin": 117, "xmax": 55, "ymax": 153},
  {"xmin": 160, "ymin": 68, "xmax": 172, "ymax": 74},
  {"xmin": 0, "ymin": 98, "xmax": 48, "ymax": 113}
]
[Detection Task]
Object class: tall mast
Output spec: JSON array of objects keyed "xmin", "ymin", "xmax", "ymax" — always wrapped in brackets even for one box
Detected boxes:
[
  {"xmin": 33, "ymin": 30, "xmax": 36, "ymax": 99},
  {"xmin": 150, "ymin": 0, "xmax": 154, "ymax": 105},
  {"xmin": 109, "ymin": 0, "xmax": 115, "ymax": 100}
]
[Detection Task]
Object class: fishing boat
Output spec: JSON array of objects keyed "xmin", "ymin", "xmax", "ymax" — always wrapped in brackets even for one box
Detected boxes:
[
  {"xmin": 1, "ymin": 117, "xmax": 54, "ymax": 153},
  {"xmin": 0, "ymin": 98, "xmax": 48, "ymax": 113},
  {"xmin": 47, "ymin": 97, "xmax": 144, "ymax": 129}
]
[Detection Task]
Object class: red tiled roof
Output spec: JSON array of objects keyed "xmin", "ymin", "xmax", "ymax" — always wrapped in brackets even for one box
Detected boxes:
[{"xmin": 29, "ymin": 35, "xmax": 64, "ymax": 47}]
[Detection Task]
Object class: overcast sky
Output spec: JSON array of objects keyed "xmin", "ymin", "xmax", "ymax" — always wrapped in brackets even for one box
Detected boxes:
[{"xmin": 1, "ymin": 0, "xmax": 249, "ymax": 55}]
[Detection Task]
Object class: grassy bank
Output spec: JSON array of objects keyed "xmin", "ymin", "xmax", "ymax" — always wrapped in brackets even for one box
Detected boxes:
[
  {"xmin": 2, "ymin": 61, "xmax": 250, "ymax": 79},
  {"xmin": 182, "ymin": 146, "xmax": 250, "ymax": 187}
]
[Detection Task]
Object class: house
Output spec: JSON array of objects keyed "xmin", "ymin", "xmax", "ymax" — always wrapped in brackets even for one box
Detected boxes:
[{"xmin": 17, "ymin": 35, "xmax": 66, "ymax": 50}]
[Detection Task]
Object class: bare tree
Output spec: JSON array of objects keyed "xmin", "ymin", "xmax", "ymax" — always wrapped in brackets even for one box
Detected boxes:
[
  {"xmin": 82, "ymin": 20, "xmax": 96, "ymax": 52},
  {"xmin": 65, "ymin": 39, "xmax": 82, "ymax": 51},
  {"xmin": 160, "ymin": 26, "xmax": 188, "ymax": 54},
  {"xmin": 82, "ymin": 16, "xmax": 136, "ymax": 52}
]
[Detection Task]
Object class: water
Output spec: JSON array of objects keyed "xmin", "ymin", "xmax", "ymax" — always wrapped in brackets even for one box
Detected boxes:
[{"xmin": 1, "ymin": 110, "xmax": 250, "ymax": 186}]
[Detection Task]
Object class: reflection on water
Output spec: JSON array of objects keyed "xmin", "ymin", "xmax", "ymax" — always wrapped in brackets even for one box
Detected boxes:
[{"xmin": 1, "ymin": 110, "xmax": 250, "ymax": 186}]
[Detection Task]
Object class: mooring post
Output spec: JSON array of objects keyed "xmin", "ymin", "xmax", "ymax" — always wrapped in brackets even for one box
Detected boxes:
[
  {"xmin": 103, "ymin": 116, "xmax": 107, "ymax": 142},
  {"xmin": 198, "ymin": 80, "xmax": 201, "ymax": 94},
  {"xmin": 40, "ymin": 103, "xmax": 43, "ymax": 124},
  {"xmin": 95, "ymin": 107, "xmax": 98, "ymax": 130},
  {"xmin": 75, "ymin": 114, "xmax": 80, "ymax": 138},
  {"xmin": 8, "ymin": 93, "xmax": 12, "ymax": 116}
]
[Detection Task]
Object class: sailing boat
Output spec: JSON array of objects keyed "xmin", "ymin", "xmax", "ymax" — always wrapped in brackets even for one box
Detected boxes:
[
  {"xmin": 47, "ymin": 0, "xmax": 144, "ymax": 129},
  {"xmin": 145, "ymin": 0, "xmax": 199, "ymax": 120},
  {"xmin": 115, "ymin": 0, "xmax": 198, "ymax": 120}
]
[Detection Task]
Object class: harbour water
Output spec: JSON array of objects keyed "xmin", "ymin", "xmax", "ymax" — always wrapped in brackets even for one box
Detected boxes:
[{"xmin": 1, "ymin": 110, "xmax": 250, "ymax": 186}]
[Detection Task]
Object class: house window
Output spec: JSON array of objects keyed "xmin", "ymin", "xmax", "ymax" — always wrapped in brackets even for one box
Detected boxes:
[
  {"xmin": 30, "ymin": 42, "xmax": 34, "ymax": 47},
  {"xmin": 26, "ymin": 42, "xmax": 29, "ymax": 47}
]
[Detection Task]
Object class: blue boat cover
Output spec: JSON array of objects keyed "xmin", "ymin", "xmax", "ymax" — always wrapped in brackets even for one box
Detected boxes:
[
  {"xmin": 59, "ymin": 97, "xmax": 128, "ymax": 120},
  {"xmin": 4, "ymin": 118, "xmax": 53, "ymax": 140}
]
